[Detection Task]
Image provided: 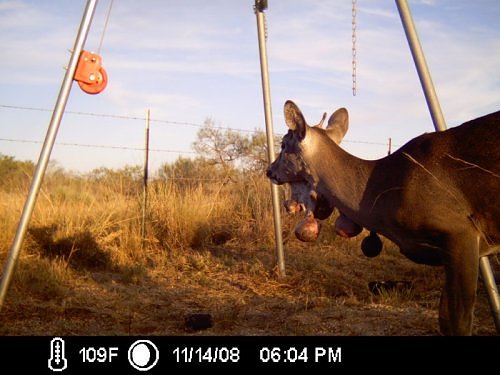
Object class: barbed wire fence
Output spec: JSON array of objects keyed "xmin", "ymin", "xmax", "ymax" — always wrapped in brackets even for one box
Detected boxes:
[
  {"xmin": 0, "ymin": 104, "xmax": 396, "ymax": 160},
  {"xmin": 1, "ymin": 104, "xmax": 397, "ymax": 243}
]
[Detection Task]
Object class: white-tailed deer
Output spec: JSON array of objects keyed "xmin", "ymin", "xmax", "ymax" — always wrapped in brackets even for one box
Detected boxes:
[
  {"xmin": 267, "ymin": 100, "xmax": 499, "ymax": 335},
  {"xmin": 283, "ymin": 112, "xmax": 366, "ymax": 243}
]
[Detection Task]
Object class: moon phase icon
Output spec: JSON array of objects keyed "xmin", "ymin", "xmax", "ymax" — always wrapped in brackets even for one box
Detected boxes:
[{"xmin": 128, "ymin": 340, "xmax": 159, "ymax": 371}]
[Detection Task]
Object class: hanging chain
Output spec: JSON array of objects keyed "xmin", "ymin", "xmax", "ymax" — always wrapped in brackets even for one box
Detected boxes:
[
  {"xmin": 351, "ymin": 0, "xmax": 357, "ymax": 96},
  {"xmin": 264, "ymin": 12, "xmax": 268, "ymax": 41},
  {"xmin": 254, "ymin": 1, "xmax": 268, "ymax": 41}
]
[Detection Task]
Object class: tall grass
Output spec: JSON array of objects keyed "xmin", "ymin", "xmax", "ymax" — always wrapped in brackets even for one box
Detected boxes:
[
  {"xmin": 0, "ymin": 167, "xmax": 286, "ymax": 297},
  {"xmin": 3, "ymin": 162, "xmax": 487, "ymax": 335},
  {"xmin": 148, "ymin": 174, "xmax": 279, "ymax": 250}
]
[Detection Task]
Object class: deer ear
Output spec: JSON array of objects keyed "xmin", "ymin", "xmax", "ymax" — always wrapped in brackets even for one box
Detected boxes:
[
  {"xmin": 326, "ymin": 107, "xmax": 349, "ymax": 144},
  {"xmin": 284, "ymin": 100, "xmax": 307, "ymax": 140}
]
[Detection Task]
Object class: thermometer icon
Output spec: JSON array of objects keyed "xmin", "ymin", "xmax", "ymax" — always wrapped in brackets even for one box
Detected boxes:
[{"xmin": 48, "ymin": 337, "xmax": 68, "ymax": 372}]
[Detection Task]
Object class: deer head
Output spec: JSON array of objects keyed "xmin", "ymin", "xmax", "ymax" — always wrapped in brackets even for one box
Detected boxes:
[
  {"xmin": 267, "ymin": 100, "xmax": 348, "ymax": 187},
  {"xmin": 269, "ymin": 100, "xmax": 365, "ymax": 242}
]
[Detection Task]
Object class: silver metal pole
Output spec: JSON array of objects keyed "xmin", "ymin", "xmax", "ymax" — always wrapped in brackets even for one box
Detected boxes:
[
  {"xmin": 0, "ymin": 0, "xmax": 99, "ymax": 311},
  {"xmin": 255, "ymin": 0, "xmax": 286, "ymax": 277},
  {"xmin": 396, "ymin": 0, "xmax": 446, "ymax": 132},
  {"xmin": 396, "ymin": 0, "xmax": 499, "ymax": 332},
  {"xmin": 479, "ymin": 256, "xmax": 500, "ymax": 331}
]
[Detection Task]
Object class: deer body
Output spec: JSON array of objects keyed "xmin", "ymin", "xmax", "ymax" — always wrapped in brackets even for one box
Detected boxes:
[{"xmin": 267, "ymin": 100, "xmax": 499, "ymax": 335}]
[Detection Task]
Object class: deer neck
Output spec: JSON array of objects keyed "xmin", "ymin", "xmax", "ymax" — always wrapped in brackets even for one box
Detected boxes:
[{"xmin": 306, "ymin": 139, "xmax": 379, "ymax": 229}]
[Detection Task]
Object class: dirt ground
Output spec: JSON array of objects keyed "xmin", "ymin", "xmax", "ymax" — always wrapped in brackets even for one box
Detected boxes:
[{"xmin": 1, "ymin": 242, "xmax": 498, "ymax": 337}]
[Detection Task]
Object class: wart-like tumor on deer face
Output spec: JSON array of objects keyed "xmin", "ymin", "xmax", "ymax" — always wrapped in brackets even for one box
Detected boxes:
[{"xmin": 267, "ymin": 131, "xmax": 309, "ymax": 186}]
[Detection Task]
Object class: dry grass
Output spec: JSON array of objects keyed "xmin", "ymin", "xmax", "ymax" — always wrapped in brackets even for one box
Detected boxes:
[{"xmin": 0, "ymin": 170, "xmax": 497, "ymax": 336}]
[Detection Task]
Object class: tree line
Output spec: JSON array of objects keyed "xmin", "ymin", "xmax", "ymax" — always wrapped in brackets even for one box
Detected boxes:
[{"xmin": 1, "ymin": 118, "xmax": 276, "ymax": 192}]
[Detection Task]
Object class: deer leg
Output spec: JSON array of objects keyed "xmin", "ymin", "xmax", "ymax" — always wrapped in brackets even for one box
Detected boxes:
[
  {"xmin": 439, "ymin": 234, "xmax": 479, "ymax": 335},
  {"xmin": 439, "ymin": 285, "xmax": 452, "ymax": 335}
]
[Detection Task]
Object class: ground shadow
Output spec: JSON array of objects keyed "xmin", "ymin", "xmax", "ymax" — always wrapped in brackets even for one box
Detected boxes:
[{"xmin": 28, "ymin": 225, "xmax": 112, "ymax": 271}]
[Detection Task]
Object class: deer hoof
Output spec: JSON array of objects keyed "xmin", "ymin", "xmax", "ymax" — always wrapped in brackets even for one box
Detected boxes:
[
  {"xmin": 361, "ymin": 231, "xmax": 383, "ymax": 257},
  {"xmin": 295, "ymin": 215, "xmax": 320, "ymax": 242}
]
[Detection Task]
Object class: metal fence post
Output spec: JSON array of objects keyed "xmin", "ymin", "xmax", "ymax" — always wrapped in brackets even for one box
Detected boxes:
[
  {"xmin": 141, "ymin": 108, "xmax": 150, "ymax": 246},
  {"xmin": 0, "ymin": 0, "xmax": 99, "ymax": 311}
]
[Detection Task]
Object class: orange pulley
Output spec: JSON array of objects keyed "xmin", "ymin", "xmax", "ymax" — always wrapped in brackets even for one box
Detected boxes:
[{"xmin": 74, "ymin": 50, "xmax": 108, "ymax": 94}]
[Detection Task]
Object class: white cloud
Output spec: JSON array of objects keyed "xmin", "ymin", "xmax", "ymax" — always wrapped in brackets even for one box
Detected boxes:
[
  {"xmin": 0, "ymin": 1, "xmax": 27, "ymax": 12},
  {"xmin": 0, "ymin": 0, "xmax": 498, "ymax": 171},
  {"xmin": 103, "ymin": 82, "xmax": 201, "ymax": 119},
  {"xmin": 413, "ymin": 0, "xmax": 437, "ymax": 5},
  {"xmin": 0, "ymin": 1, "xmax": 82, "ymax": 85},
  {"xmin": 360, "ymin": 6, "xmax": 399, "ymax": 19}
]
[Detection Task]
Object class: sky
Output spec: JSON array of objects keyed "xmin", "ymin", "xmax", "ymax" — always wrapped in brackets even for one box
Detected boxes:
[{"xmin": 0, "ymin": 0, "xmax": 499, "ymax": 174}]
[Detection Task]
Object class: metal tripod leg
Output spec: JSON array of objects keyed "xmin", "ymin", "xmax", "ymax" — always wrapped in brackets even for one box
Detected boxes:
[
  {"xmin": 479, "ymin": 256, "xmax": 500, "ymax": 332},
  {"xmin": 396, "ymin": 0, "xmax": 499, "ymax": 333},
  {"xmin": 0, "ymin": 0, "xmax": 99, "ymax": 311}
]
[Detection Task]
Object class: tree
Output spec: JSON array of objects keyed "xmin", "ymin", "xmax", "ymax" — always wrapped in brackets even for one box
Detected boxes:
[
  {"xmin": 192, "ymin": 118, "xmax": 249, "ymax": 178},
  {"xmin": 0, "ymin": 154, "xmax": 35, "ymax": 190},
  {"xmin": 242, "ymin": 130, "xmax": 271, "ymax": 173},
  {"xmin": 87, "ymin": 165, "xmax": 142, "ymax": 195},
  {"xmin": 156, "ymin": 156, "xmax": 224, "ymax": 190},
  {"xmin": 192, "ymin": 118, "xmax": 279, "ymax": 176}
]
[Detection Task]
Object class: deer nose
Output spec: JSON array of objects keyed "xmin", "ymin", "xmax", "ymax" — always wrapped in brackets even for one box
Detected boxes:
[{"xmin": 266, "ymin": 168, "xmax": 274, "ymax": 179}]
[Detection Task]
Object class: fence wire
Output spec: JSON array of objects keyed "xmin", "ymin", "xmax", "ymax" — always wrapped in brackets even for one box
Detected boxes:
[{"xmin": 0, "ymin": 104, "xmax": 397, "ymax": 149}]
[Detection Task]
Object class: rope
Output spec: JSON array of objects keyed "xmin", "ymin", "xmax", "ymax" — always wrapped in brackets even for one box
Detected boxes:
[{"xmin": 97, "ymin": 0, "xmax": 114, "ymax": 54}]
